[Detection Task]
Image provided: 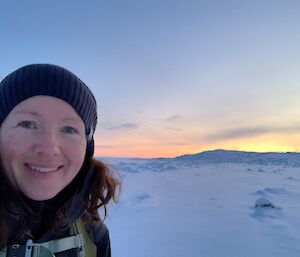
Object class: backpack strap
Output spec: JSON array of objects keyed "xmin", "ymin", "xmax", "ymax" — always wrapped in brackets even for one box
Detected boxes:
[
  {"xmin": 37, "ymin": 234, "xmax": 84, "ymax": 254},
  {"xmin": 73, "ymin": 217, "xmax": 109, "ymax": 257},
  {"xmin": 0, "ymin": 234, "xmax": 84, "ymax": 257},
  {"xmin": 79, "ymin": 211, "xmax": 109, "ymax": 243},
  {"xmin": 0, "ymin": 218, "xmax": 107, "ymax": 257},
  {"xmin": 0, "ymin": 248, "xmax": 6, "ymax": 257},
  {"xmin": 74, "ymin": 219, "xmax": 97, "ymax": 257}
]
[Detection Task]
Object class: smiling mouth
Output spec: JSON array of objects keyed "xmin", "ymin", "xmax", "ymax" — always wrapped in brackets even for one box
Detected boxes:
[{"xmin": 26, "ymin": 164, "xmax": 63, "ymax": 173}]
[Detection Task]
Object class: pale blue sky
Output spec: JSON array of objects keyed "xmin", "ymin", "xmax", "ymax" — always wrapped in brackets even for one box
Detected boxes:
[{"xmin": 1, "ymin": 0, "xmax": 300, "ymax": 157}]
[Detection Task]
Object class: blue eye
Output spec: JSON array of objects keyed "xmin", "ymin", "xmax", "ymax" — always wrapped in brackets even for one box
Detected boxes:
[
  {"xmin": 61, "ymin": 126, "xmax": 78, "ymax": 134},
  {"xmin": 18, "ymin": 121, "xmax": 37, "ymax": 129}
]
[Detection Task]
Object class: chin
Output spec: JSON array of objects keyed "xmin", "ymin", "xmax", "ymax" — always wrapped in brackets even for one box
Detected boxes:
[{"xmin": 24, "ymin": 189, "xmax": 60, "ymax": 201}]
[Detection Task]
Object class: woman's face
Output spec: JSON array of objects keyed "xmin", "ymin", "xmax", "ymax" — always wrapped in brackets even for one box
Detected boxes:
[{"xmin": 0, "ymin": 96, "xmax": 87, "ymax": 200}]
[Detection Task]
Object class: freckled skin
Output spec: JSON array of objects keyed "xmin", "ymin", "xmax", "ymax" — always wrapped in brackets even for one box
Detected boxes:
[{"xmin": 0, "ymin": 96, "xmax": 87, "ymax": 201}]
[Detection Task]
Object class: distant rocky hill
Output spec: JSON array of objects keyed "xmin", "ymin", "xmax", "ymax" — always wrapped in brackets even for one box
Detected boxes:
[{"xmin": 175, "ymin": 149, "xmax": 300, "ymax": 166}]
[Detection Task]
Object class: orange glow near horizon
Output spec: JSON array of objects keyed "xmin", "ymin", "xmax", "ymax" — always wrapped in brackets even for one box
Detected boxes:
[
  {"xmin": 94, "ymin": 144, "xmax": 190, "ymax": 158},
  {"xmin": 94, "ymin": 133, "xmax": 300, "ymax": 158},
  {"xmin": 95, "ymin": 144, "xmax": 300, "ymax": 158}
]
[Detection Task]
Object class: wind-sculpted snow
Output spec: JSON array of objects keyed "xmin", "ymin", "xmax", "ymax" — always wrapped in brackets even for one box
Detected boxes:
[
  {"xmin": 99, "ymin": 153, "xmax": 300, "ymax": 257},
  {"xmin": 253, "ymin": 187, "xmax": 300, "ymax": 198},
  {"xmin": 109, "ymin": 159, "xmax": 178, "ymax": 173},
  {"xmin": 287, "ymin": 176, "xmax": 300, "ymax": 181}
]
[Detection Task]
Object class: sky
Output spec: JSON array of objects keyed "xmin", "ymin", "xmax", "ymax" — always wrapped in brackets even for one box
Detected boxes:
[{"xmin": 0, "ymin": 0, "xmax": 300, "ymax": 158}]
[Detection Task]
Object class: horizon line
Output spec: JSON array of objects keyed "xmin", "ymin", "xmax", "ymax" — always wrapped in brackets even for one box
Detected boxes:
[{"xmin": 95, "ymin": 148, "xmax": 300, "ymax": 159}]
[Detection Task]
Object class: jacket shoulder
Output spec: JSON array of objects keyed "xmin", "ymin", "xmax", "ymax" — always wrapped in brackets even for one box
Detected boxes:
[
  {"xmin": 84, "ymin": 219, "xmax": 109, "ymax": 244},
  {"xmin": 79, "ymin": 213, "xmax": 111, "ymax": 257}
]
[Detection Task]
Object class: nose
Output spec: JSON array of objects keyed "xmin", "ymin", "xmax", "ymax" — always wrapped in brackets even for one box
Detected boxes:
[{"xmin": 33, "ymin": 130, "xmax": 61, "ymax": 157}]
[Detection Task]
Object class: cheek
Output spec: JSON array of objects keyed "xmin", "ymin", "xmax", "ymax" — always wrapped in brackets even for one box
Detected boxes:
[
  {"xmin": 0, "ymin": 134, "xmax": 26, "ymax": 185},
  {"xmin": 65, "ymin": 141, "xmax": 87, "ymax": 170},
  {"xmin": 1, "ymin": 127, "xmax": 38, "ymax": 163},
  {"xmin": 1, "ymin": 132, "xmax": 32, "ymax": 157}
]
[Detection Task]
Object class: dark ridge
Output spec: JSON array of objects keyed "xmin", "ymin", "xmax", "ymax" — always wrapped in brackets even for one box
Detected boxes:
[{"xmin": 175, "ymin": 149, "xmax": 300, "ymax": 166}]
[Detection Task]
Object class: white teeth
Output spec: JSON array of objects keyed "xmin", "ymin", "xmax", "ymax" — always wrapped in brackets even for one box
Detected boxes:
[{"xmin": 29, "ymin": 165, "xmax": 59, "ymax": 173}]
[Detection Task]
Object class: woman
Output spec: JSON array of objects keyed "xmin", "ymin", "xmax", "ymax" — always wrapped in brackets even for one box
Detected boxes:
[{"xmin": 0, "ymin": 64, "xmax": 120, "ymax": 257}]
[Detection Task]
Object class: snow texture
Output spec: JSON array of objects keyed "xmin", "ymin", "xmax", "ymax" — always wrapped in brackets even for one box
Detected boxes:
[{"xmin": 100, "ymin": 150, "xmax": 300, "ymax": 257}]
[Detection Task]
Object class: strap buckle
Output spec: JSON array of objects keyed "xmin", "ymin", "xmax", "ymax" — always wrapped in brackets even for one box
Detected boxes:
[{"xmin": 6, "ymin": 240, "xmax": 33, "ymax": 257}]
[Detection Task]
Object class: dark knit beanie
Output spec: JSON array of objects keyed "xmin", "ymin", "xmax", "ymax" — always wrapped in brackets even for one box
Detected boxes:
[{"xmin": 0, "ymin": 64, "xmax": 97, "ymax": 158}]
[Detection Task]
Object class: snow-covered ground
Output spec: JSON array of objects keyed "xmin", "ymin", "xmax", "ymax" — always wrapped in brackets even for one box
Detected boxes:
[{"xmin": 100, "ymin": 151, "xmax": 300, "ymax": 257}]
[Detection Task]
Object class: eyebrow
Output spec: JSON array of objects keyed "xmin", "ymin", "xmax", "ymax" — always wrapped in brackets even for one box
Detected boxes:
[
  {"xmin": 14, "ymin": 110, "xmax": 40, "ymax": 116},
  {"xmin": 61, "ymin": 117, "xmax": 83, "ymax": 124}
]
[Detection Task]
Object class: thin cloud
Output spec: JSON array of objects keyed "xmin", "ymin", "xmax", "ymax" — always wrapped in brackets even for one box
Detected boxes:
[
  {"xmin": 208, "ymin": 126, "xmax": 271, "ymax": 140},
  {"xmin": 164, "ymin": 115, "xmax": 182, "ymax": 122},
  {"xmin": 120, "ymin": 115, "xmax": 182, "ymax": 126},
  {"xmin": 293, "ymin": 121, "xmax": 300, "ymax": 129},
  {"xmin": 164, "ymin": 126, "xmax": 184, "ymax": 131},
  {"xmin": 204, "ymin": 125, "xmax": 298, "ymax": 142},
  {"xmin": 104, "ymin": 123, "xmax": 139, "ymax": 131}
]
